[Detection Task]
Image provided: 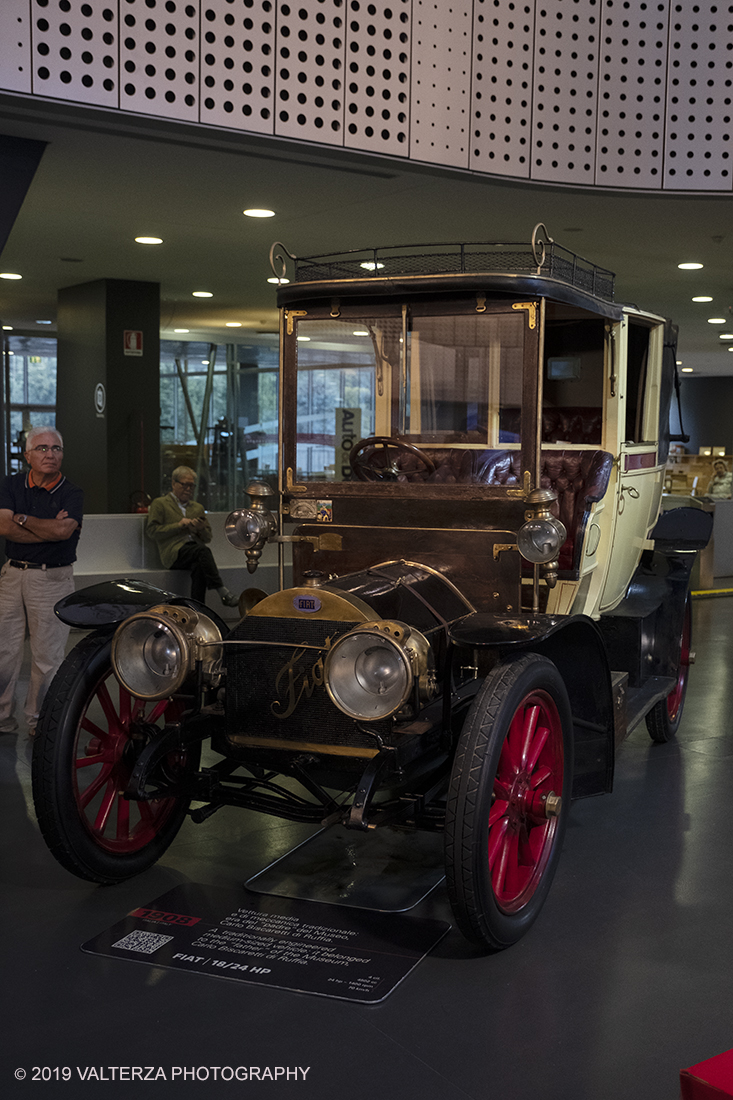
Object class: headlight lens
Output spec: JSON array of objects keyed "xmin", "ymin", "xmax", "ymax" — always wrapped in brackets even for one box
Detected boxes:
[
  {"xmin": 111, "ymin": 604, "xmax": 222, "ymax": 700},
  {"xmin": 517, "ymin": 516, "xmax": 567, "ymax": 564},
  {"xmin": 324, "ymin": 620, "xmax": 432, "ymax": 721}
]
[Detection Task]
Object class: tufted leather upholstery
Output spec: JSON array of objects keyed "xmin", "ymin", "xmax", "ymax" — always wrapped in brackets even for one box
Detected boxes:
[
  {"xmin": 500, "ymin": 406, "xmax": 602, "ymax": 445},
  {"xmin": 393, "ymin": 445, "xmax": 613, "ymax": 577}
]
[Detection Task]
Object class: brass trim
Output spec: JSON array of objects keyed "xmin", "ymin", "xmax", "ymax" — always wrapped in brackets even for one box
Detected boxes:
[
  {"xmin": 247, "ymin": 585, "xmax": 374, "ymax": 621},
  {"xmin": 493, "ymin": 543, "xmax": 518, "ymax": 560},
  {"xmin": 285, "ymin": 466, "xmax": 307, "ymax": 495},
  {"xmin": 286, "ymin": 309, "xmax": 308, "ymax": 335},
  {"xmin": 512, "ymin": 301, "xmax": 537, "ymax": 329},
  {"xmin": 225, "ymin": 735, "xmax": 379, "ymax": 759}
]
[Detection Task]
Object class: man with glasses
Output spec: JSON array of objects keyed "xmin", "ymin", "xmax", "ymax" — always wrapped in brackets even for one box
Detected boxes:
[
  {"xmin": 147, "ymin": 465, "xmax": 238, "ymax": 608},
  {"xmin": 0, "ymin": 426, "xmax": 83, "ymax": 737}
]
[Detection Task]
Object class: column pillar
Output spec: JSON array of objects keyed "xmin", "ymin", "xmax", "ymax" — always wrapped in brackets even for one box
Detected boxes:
[{"xmin": 56, "ymin": 278, "xmax": 160, "ymax": 513}]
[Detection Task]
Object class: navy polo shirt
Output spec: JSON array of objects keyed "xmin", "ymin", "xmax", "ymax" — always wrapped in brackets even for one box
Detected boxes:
[{"xmin": 0, "ymin": 471, "xmax": 84, "ymax": 567}]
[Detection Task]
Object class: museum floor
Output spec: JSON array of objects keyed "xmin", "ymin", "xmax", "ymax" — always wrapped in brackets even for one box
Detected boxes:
[{"xmin": 3, "ymin": 596, "xmax": 733, "ymax": 1100}]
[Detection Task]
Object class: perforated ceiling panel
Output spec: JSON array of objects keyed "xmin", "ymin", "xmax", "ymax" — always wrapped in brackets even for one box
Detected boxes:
[
  {"xmin": 663, "ymin": 2, "xmax": 733, "ymax": 190},
  {"xmin": 119, "ymin": 0, "xmax": 199, "ymax": 122},
  {"xmin": 4, "ymin": 0, "xmax": 733, "ymax": 194},
  {"xmin": 471, "ymin": 0, "xmax": 535, "ymax": 178},
  {"xmin": 410, "ymin": 0, "xmax": 473, "ymax": 168},
  {"xmin": 273, "ymin": 0, "xmax": 346, "ymax": 145},
  {"xmin": 532, "ymin": 0, "xmax": 599, "ymax": 184},
  {"xmin": 0, "ymin": 0, "xmax": 32, "ymax": 94},
  {"xmin": 595, "ymin": 0, "xmax": 668, "ymax": 187},
  {"xmin": 198, "ymin": 0, "xmax": 276, "ymax": 134},
  {"xmin": 343, "ymin": 0, "xmax": 411, "ymax": 156},
  {"xmin": 30, "ymin": 0, "xmax": 119, "ymax": 107}
]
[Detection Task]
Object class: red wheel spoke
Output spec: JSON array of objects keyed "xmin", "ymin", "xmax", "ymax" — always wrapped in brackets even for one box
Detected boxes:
[
  {"xmin": 530, "ymin": 764, "xmax": 553, "ymax": 789},
  {"xmin": 96, "ymin": 680, "xmax": 123, "ymax": 734},
  {"xmin": 488, "ymin": 816, "xmax": 509, "ymax": 871},
  {"xmin": 489, "ymin": 798, "xmax": 509, "ymax": 827},
  {"xmin": 492, "ymin": 829, "xmax": 517, "ymax": 898},
  {"xmin": 77, "ymin": 764, "xmax": 114, "ymax": 809},
  {"xmin": 116, "ymin": 793, "xmax": 131, "ymax": 840},
  {"xmin": 147, "ymin": 699, "xmax": 171, "ymax": 724},
  {"xmin": 517, "ymin": 703, "xmax": 540, "ymax": 769},
  {"xmin": 525, "ymin": 722, "xmax": 550, "ymax": 773},
  {"xmin": 75, "ymin": 752, "xmax": 106, "ymax": 770},
  {"xmin": 80, "ymin": 716, "xmax": 109, "ymax": 741},
  {"xmin": 93, "ymin": 778, "xmax": 119, "ymax": 833},
  {"xmin": 498, "ymin": 729, "xmax": 519, "ymax": 776}
]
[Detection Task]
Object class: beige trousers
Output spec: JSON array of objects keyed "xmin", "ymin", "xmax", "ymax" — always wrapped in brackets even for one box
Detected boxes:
[{"xmin": 0, "ymin": 561, "xmax": 75, "ymax": 731}]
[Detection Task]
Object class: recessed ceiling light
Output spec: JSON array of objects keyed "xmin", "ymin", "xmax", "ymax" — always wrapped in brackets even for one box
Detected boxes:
[
  {"xmin": 708, "ymin": 317, "xmax": 727, "ymax": 324},
  {"xmin": 0, "ymin": 272, "xmax": 22, "ymax": 280},
  {"xmin": 296, "ymin": 335, "xmax": 310, "ymax": 342},
  {"xmin": 692, "ymin": 296, "xmax": 713, "ymax": 302},
  {"xmin": 174, "ymin": 328, "xmax": 190, "ymax": 333},
  {"xmin": 267, "ymin": 276, "xmax": 290, "ymax": 284},
  {"xmin": 192, "ymin": 291, "xmax": 213, "ymax": 298},
  {"xmin": 135, "ymin": 236, "xmax": 163, "ymax": 245},
  {"xmin": 353, "ymin": 330, "xmax": 369, "ymax": 336},
  {"xmin": 678, "ymin": 262, "xmax": 704, "ymax": 270},
  {"xmin": 243, "ymin": 208, "xmax": 275, "ymax": 218},
  {"xmin": 36, "ymin": 320, "xmax": 53, "ymax": 325},
  {"xmin": 2, "ymin": 325, "xmax": 12, "ymax": 330},
  {"xmin": 225, "ymin": 322, "xmax": 243, "ymax": 327},
  {"xmin": 360, "ymin": 261, "xmax": 385, "ymax": 271},
  {"xmin": 202, "ymin": 360, "xmax": 209, "ymax": 365},
  {"xmin": 681, "ymin": 367, "xmax": 694, "ymax": 372},
  {"xmin": 719, "ymin": 333, "xmax": 733, "ymax": 339}
]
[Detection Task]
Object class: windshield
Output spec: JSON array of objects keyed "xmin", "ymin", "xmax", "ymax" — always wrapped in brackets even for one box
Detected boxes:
[{"xmin": 292, "ymin": 308, "xmax": 526, "ymax": 484}]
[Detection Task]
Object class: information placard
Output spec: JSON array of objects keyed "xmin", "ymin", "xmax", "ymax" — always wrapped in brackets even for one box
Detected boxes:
[{"xmin": 82, "ymin": 884, "xmax": 450, "ymax": 1004}]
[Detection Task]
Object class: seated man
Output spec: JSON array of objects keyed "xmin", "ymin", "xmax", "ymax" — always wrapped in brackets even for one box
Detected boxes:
[{"xmin": 147, "ymin": 466, "xmax": 238, "ymax": 607}]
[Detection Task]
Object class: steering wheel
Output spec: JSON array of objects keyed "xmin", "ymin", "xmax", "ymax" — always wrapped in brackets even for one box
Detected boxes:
[{"xmin": 349, "ymin": 436, "xmax": 436, "ymax": 482}]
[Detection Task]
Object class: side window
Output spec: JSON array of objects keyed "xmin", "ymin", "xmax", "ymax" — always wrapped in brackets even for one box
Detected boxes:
[
  {"xmin": 625, "ymin": 323, "xmax": 652, "ymax": 443},
  {"xmin": 542, "ymin": 318, "xmax": 605, "ymax": 445}
]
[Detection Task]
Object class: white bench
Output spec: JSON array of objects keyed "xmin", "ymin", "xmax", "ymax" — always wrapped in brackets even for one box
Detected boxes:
[{"xmin": 73, "ymin": 512, "xmax": 286, "ymax": 620}]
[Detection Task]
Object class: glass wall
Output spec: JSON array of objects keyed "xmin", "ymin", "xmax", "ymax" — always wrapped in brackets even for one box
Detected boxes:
[
  {"xmin": 3, "ymin": 335, "xmax": 57, "ymax": 473},
  {"xmin": 159, "ymin": 338, "xmax": 279, "ymax": 511}
]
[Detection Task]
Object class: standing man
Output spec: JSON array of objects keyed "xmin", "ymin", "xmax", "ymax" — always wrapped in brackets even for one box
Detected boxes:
[
  {"xmin": 0, "ymin": 426, "xmax": 83, "ymax": 737},
  {"xmin": 147, "ymin": 465, "xmax": 238, "ymax": 607}
]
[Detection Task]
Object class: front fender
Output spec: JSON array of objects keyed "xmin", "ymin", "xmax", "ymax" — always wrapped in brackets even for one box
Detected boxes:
[{"xmin": 54, "ymin": 577, "xmax": 228, "ymax": 634}]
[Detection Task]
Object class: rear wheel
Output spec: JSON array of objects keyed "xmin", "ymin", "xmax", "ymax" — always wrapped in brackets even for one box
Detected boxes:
[
  {"xmin": 32, "ymin": 631, "xmax": 199, "ymax": 883},
  {"xmin": 646, "ymin": 594, "xmax": 692, "ymax": 744},
  {"xmin": 445, "ymin": 653, "xmax": 573, "ymax": 950}
]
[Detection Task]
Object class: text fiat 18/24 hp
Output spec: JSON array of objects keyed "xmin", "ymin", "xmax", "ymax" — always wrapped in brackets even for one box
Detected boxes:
[{"xmin": 33, "ymin": 228, "xmax": 708, "ymax": 951}]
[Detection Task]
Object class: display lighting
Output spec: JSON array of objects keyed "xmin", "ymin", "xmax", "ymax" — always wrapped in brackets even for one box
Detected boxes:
[
  {"xmin": 707, "ymin": 318, "xmax": 726, "ymax": 324},
  {"xmin": 681, "ymin": 367, "xmax": 694, "ymax": 372},
  {"xmin": 2, "ymin": 325, "xmax": 12, "ymax": 331},
  {"xmin": 174, "ymin": 328, "xmax": 190, "ymax": 333},
  {"xmin": 678, "ymin": 262, "xmax": 704, "ymax": 270},
  {"xmin": 360, "ymin": 261, "xmax": 386, "ymax": 271},
  {"xmin": 36, "ymin": 320, "xmax": 52, "ymax": 325},
  {"xmin": 192, "ymin": 291, "xmax": 213, "ymax": 297},
  {"xmin": 0, "ymin": 273, "xmax": 22, "ymax": 280},
  {"xmin": 719, "ymin": 333, "xmax": 733, "ymax": 340},
  {"xmin": 243, "ymin": 208, "xmax": 275, "ymax": 218},
  {"xmin": 267, "ymin": 276, "xmax": 290, "ymax": 284},
  {"xmin": 692, "ymin": 296, "xmax": 713, "ymax": 303},
  {"xmin": 296, "ymin": 335, "xmax": 310, "ymax": 341},
  {"xmin": 134, "ymin": 236, "xmax": 163, "ymax": 245},
  {"xmin": 225, "ymin": 322, "xmax": 243, "ymax": 327},
  {"xmin": 353, "ymin": 330, "xmax": 369, "ymax": 336}
]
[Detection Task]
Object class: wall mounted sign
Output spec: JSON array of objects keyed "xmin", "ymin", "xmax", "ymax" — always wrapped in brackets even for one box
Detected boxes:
[
  {"xmin": 94, "ymin": 382, "xmax": 106, "ymax": 418},
  {"xmin": 123, "ymin": 330, "xmax": 143, "ymax": 356}
]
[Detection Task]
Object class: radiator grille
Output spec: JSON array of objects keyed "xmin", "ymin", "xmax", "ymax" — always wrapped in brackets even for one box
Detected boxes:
[{"xmin": 225, "ymin": 616, "xmax": 387, "ymax": 750}]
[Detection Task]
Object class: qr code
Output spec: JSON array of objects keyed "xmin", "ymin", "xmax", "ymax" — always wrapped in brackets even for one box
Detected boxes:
[{"xmin": 112, "ymin": 930, "xmax": 174, "ymax": 955}]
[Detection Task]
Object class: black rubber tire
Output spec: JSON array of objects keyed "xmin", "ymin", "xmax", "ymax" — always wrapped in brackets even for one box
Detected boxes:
[
  {"xmin": 32, "ymin": 631, "xmax": 198, "ymax": 884},
  {"xmin": 444, "ymin": 653, "xmax": 573, "ymax": 951},
  {"xmin": 646, "ymin": 593, "xmax": 692, "ymax": 744}
]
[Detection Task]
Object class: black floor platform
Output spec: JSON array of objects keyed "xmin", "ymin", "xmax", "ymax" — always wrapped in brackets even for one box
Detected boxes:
[{"xmin": 4, "ymin": 597, "xmax": 733, "ymax": 1099}]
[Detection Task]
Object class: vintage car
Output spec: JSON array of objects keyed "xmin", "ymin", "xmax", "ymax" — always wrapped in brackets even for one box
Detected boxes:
[{"xmin": 32, "ymin": 226, "xmax": 710, "ymax": 951}]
